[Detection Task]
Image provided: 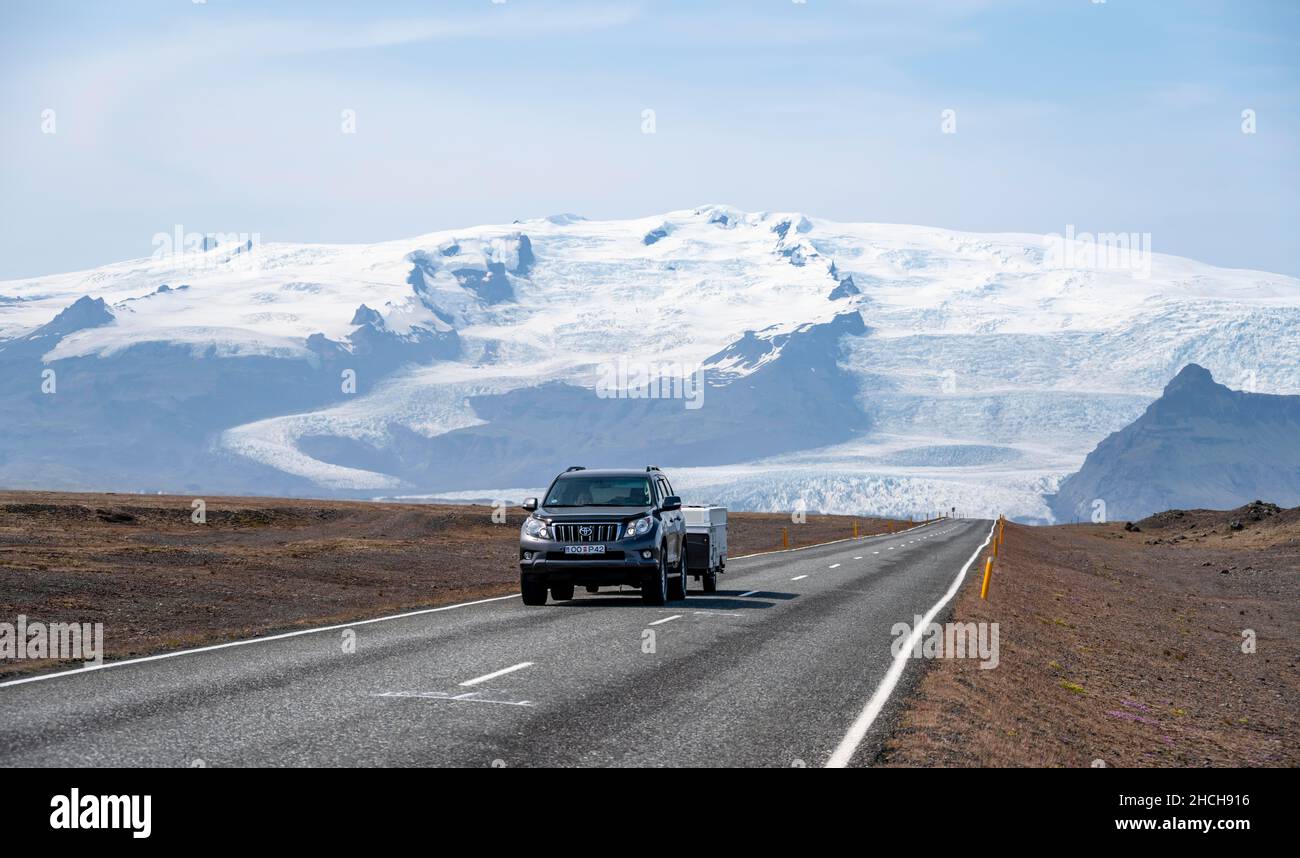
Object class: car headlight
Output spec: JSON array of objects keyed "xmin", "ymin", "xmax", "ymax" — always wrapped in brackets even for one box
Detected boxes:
[
  {"xmin": 625, "ymin": 515, "xmax": 654, "ymax": 538},
  {"xmin": 522, "ymin": 516, "xmax": 550, "ymax": 539}
]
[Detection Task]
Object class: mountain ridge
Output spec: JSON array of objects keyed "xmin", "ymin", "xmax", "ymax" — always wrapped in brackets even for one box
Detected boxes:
[
  {"xmin": 2, "ymin": 206, "xmax": 1298, "ymax": 519},
  {"xmin": 1052, "ymin": 364, "xmax": 1300, "ymax": 521}
]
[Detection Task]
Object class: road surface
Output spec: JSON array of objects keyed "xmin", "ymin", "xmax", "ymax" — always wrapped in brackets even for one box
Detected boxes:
[{"xmin": 0, "ymin": 518, "xmax": 993, "ymax": 767}]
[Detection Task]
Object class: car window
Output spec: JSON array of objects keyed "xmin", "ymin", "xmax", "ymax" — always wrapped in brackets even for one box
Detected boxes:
[{"xmin": 546, "ymin": 476, "xmax": 653, "ymax": 507}]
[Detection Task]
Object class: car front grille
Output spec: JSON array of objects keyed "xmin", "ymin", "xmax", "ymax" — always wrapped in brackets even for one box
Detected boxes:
[{"xmin": 552, "ymin": 522, "xmax": 621, "ymax": 543}]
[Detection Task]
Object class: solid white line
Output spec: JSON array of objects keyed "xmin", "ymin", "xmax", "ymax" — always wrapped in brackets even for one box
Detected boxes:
[
  {"xmin": 791, "ymin": 574, "xmax": 808, "ymax": 581},
  {"xmin": 648, "ymin": 615, "xmax": 682, "ymax": 626},
  {"xmin": 825, "ymin": 519, "xmax": 996, "ymax": 768},
  {"xmin": 0, "ymin": 592, "xmax": 523, "ymax": 690},
  {"xmin": 738, "ymin": 590, "xmax": 760, "ymax": 597},
  {"xmin": 459, "ymin": 661, "xmax": 534, "ymax": 687},
  {"xmin": 828, "ymin": 563, "xmax": 841, "ymax": 569}
]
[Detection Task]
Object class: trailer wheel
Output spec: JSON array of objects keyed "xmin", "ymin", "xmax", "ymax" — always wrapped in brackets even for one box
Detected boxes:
[{"xmin": 703, "ymin": 567, "xmax": 718, "ymax": 593}]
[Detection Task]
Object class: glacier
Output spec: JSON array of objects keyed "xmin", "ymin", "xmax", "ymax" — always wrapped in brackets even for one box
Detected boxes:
[{"xmin": 1, "ymin": 204, "xmax": 1297, "ymax": 521}]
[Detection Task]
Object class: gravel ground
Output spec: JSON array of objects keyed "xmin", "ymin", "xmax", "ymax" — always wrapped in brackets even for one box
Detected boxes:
[{"xmin": 880, "ymin": 505, "xmax": 1299, "ymax": 767}]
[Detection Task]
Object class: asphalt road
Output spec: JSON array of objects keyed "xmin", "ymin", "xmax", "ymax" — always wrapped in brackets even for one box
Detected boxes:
[{"xmin": 0, "ymin": 518, "xmax": 992, "ymax": 767}]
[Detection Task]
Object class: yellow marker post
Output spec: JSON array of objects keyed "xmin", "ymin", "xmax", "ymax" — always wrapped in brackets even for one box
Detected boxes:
[
  {"xmin": 993, "ymin": 536, "xmax": 999, "ymax": 557},
  {"xmin": 980, "ymin": 557, "xmax": 993, "ymax": 600},
  {"xmin": 782, "ymin": 527, "xmax": 789, "ymax": 549},
  {"xmin": 853, "ymin": 520, "xmax": 859, "ymax": 538}
]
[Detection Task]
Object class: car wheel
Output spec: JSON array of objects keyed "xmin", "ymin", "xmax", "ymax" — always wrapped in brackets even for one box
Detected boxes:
[
  {"xmin": 642, "ymin": 551, "xmax": 668, "ymax": 605},
  {"xmin": 669, "ymin": 550, "xmax": 688, "ymax": 601},
  {"xmin": 585, "ymin": 585, "xmax": 600, "ymax": 593},
  {"xmin": 703, "ymin": 568, "xmax": 718, "ymax": 593},
  {"xmin": 520, "ymin": 578, "xmax": 548, "ymax": 606},
  {"xmin": 551, "ymin": 583, "xmax": 575, "ymax": 601}
]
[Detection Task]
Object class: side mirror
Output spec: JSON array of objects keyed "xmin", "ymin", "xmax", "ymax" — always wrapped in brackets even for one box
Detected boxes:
[
  {"xmin": 661, "ymin": 495, "xmax": 681, "ymax": 512},
  {"xmin": 522, "ymin": 498, "xmax": 538, "ymax": 512}
]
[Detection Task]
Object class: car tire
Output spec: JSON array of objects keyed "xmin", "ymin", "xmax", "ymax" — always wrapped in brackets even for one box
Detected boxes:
[
  {"xmin": 642, "ymin": 552, "xmax": 668, "ymax": 605},
  {"xmin": 520, "ymin": 578, "xmax": 549, "ymax": 606},
  {"xmin": 551, "ymin": 583, "xmax": 575, "ymax": 601},
  {"xmin": 585, "ymin": 585, "xmax": 600, "ymax": 593},
  {"xmin": 702, "ymin": 568, "xmax": 718, "ymax": 593},
  {"xmin": 669, "ymin": 550, "xmax": 688, "ymax": 601}
]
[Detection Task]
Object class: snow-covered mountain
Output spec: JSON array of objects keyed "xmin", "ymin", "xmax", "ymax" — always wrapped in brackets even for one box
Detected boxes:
[
  {"xmin": 1052, "ymin": 364, "xmax": 1300, "ymax": 522},
  {"xmin": 2, "ymin": 205, "xmax": 1297, "ymax": 521}
]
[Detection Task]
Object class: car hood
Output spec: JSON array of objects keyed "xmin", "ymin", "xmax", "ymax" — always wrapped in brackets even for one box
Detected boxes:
[{"xmin": 538, "ymin": 506, "xmax": 652, "ymax": 521}]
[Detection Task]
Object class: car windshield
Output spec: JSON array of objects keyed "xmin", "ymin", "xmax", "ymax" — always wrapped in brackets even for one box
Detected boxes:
[{"xmin": 546, "ymin": 476, "xmax": 653, "ymax": 507}]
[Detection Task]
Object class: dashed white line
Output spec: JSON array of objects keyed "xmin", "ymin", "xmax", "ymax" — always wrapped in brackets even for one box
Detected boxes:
[
  {"xmin": 373, "ymin": 691, "xmax": 535, "ymax": 707},
  {"xmin": 459, "ymin": 661, "xmax": 534, "ymax": 687},
  {"xmin": 791, "ymin": 574, "xmax": 808, "ymax": 581},
  {"xmin": 853, "ymin": 556, "xmax": 862, "ymax": 560},
  {"xmin": 648, "ymin": 615, "xmax": 682, "ymax": 626},
  {"xmin": 828, "ymin": 563, "xmax": 841, "ymax": 569}
]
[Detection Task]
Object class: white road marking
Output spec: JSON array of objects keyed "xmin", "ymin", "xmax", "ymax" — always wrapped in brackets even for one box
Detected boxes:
[
  {"xmin": 738, "ymin": 590, "xmax": 761, "ymax": 597},
  {"xmin": 826, "ymin": 519, "xmax": 996, "ymax": 768},
  {"xmin": 0, "ymin": 592, "xmax": 523, "ymax": 690},
  {"xmin": 853, "ymin": 556, "xmax": 862, "ymax": 560},
  {"xmin": 727, "ymin": 518, "xmax": 941, "ymax": 561},
  {"xmin": 459, "ymin": 661, "xmax": 534, "ymax": 687},
  {"xmin": 373, "ymin": 691, "xmax": 535, "ymax": 707},
  {"xmin": 648, "ymin": 615, "xmax": 682, "ymax": 626},
  {"xmin": 873, "ymin": 551, "xmax": 880, "ymax": 555},
  {"xmin": 791, "ymin": 574, "xmax": 808, "ymax": 581},
  {"xmin": 828, "ymin": 563, "xmax": 841, "ymax": 569}
]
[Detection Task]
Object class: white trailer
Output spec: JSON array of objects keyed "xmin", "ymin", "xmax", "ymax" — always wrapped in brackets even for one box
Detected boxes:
[{"xmin": 682, "ymin": 505, "xmax": 727, "ymax": 593}]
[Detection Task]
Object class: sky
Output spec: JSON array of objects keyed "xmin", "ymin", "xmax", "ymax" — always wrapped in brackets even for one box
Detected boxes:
[{"xmin": 1, "ymin": 0, "xmax": 1297, "ymax": 279}]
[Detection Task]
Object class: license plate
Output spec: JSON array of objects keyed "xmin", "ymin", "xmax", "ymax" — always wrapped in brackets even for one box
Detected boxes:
[{"xmin": 563, "ymin": 544, "xmax": 606, "ymax": 555}]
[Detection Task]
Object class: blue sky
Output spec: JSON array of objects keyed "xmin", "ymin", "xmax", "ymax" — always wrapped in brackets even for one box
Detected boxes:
[{"xmin": 1, "ymin": 0, "xmax": 1297, "ymax": 278}]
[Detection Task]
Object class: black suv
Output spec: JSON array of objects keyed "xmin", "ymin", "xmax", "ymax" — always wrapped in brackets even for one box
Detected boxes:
[{"xmin": 519, "ymin": 467, "xmax": 688, "ymax": 605}]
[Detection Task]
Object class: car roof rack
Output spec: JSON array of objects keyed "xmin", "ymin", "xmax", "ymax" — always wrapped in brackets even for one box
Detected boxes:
[
  {"xmin": 565, "ymin": 465, "xmax": 586, "ymax": 472},
  {"xmin": 646, "ymin": 465, "xmax": 660, "ymax": 472}
]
